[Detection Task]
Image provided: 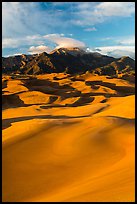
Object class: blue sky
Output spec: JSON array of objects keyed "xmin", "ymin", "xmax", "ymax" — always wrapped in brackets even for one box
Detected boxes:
[{"xmin": 2, "ymin": 2, "xmax": 135, "ymax": 58}]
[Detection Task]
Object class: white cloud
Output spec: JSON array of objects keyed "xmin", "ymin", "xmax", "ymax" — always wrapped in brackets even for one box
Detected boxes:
[
  {"xmin": 13, "ymin": 53, "xmax": 23, "ymax": 56},
  {"xmin": 3, "ymin": 33, "xmax": 135, "ymax": 59},
  {"xmin": 2, "ymin": 35, "xmax": 44, "ymax": 49},
  {"xmin": 88, "ymin": 45, "xmax": 135, "ymax": 59},
  {"xmin": 107, "ymin": 49, "xmax": 135, "ymax": 59},
  {"xmin": 2, "ymin": 2, "xmax": 135, "ymax": 40},
  {"xmin": 4, "ymin": 53, "xmax": 23, "ymax": 57},
  {"xmin": 95, "ymin": 2, "xmax": 135, "ymax": 17},
  {"xmin": 84, "ymin": 27, "xmax": 97, "ymax": 32},
  {"xmin": 44, "ymin": 34, "xmax": 86, "ymax": 49},
  {"xmin": 2, "ymin": 33, "xmax": 86, "ymax": 53},
  {"xmin": 117, "ymin": 36, "xmax": 135, "ymax": 46},
  {"xmin": 100, "ymin": 35, "xmax": 135, "ymax": 46},
  {"xmin": 2, "ymin": 2, "xmax": 65, "ymax": 38},
  {"xmin": 72, "ymin": 2, "xmax": 135, "ymax": 26},
  {"xmin": 2, "ymin": 38, "xmax": 20, "ymax": 49},
  {"xmin": 28, "ymin": 45, "xmax": 52, "ymax": 54}
]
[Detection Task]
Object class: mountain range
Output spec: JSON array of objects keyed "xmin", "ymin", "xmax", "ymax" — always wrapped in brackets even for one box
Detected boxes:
[{"xmin": 2, "ymin": 47, "xmax": 135, "ymax": 76}]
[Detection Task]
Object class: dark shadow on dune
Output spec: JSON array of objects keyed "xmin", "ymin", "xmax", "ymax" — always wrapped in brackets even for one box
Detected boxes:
[
  {"xmin": 85, "ymin": 80, "xmax": 135, "ymax": 96},
  {"xmin": 22, "ymin": 78, "xmax": 81, "ymax": 99},
  {"xmin": 90, "ymin": 84, "xmax": 100, "ymax": 90},
  {"xmin": 48, "ymin": 96, "xmax": 58, "ymax": 104},
  {"xmin": 2, "ymin": 93, "xmax": 48, "ymax": 110},
  {"xmin": 106, "ymin": 116, "xmax": 135, "ymax": 124},
  {"xmin": 2, "ymin": 94, "xmax": 29, "ymax": 109},
  {"xmin": 59, "ymin": 91, "xmax": 117, "ymax": 102},
  {"xmin": 93, "ymin": 105, "xmax": 110, "ymax": 115},
  {"xmin": 53, "ymin": 75, "xmax": 70, "ymax": 80},
  {"xmin": 2, "ymin": 79, "xmax": 8, "ymax": 89},
  {"xmin": 120, "ymin": 75, "xmax": 135, "ymax": 83},
  {"xmin": 40, "ymin": 96, "xmax": 95, "ymax": 109},
  {"xmin": 2, "ymin": 93, "xmax": 58, "ymax": 110},
  {"xmin": 100, "ymin": 99, "xmax": 108, "ymax": 103},
  {"xmin": 22, "ymin": 78, "xmax": 75, "ymax": 91},
  {"xmin": 19, "ymin": 77, "xmax": 135, "ymax": 104},
  {"xmin": 2, "ymin": 77, "xmax": 135, "ymax": 113},
  {"xmin": 69, "ymin": 96, "xmax": 94, "ymax": 107},
  {"xmin": 60, "ymin": 90, "xmax": 81, "ymax": 100},
  {"xmin": 84, "ymin": 92, "xmax": 114, "ymax": 97},
  {"xmin": 2, "ymin": 114, "xmax": 91, "ymax": 130},
  {"xmin": 70, "ymin": 77, "xmax": 85, "ymax": 82},
  {"xmin": 114, "ymin": 86, "xmax": 135, "ymax": 94},
  {"xmin": 21, "ymin": 78, "xmax": 87, "ymax": 102},
  {"xmin": 2, "ymin": 91, "xmax": 9, "ymax": 94},
  {"xmin": 40, "ymin": 104, "xmax": 66, "ymax": 109}
]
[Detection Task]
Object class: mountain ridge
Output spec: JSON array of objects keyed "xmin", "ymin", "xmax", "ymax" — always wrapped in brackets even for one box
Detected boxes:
[{"xmin": 2, "ymin": 47, "xmax": 135, "ymax": 76}]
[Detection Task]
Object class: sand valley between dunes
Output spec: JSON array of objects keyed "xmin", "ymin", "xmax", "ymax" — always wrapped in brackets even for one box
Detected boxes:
[{"xmin": 2, "ymin": 72, "xmax": 135, "ymax": 202}]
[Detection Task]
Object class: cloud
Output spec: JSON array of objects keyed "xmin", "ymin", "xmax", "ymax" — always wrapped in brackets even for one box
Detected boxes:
[
  {"xmin": 2, "ymin": 35, "xmax": 44, "ymax": 49},
  {"xmin": 3, "ymin": 33, "xmax": 135, "ymax": 58},
  {"xmin": 71, "ymin": 2, "xmax": 135, "ymax": 26},
  {"xmin": 2, "ymin": 2, "xmax": 65, "ymax": 38},
  {"xmin": 107, "ymin": 49, "xmax": 135, "ymax": 59},
  {"xmin": 2, "ymin": 33, "xmax": 86, "ymax": 55},
  {"xmin": 100, "ymin": 35, "xmax": 135, "ymax": 46},
  {"xmin": 117, "ymin": 36, "xmax": 135, "ymax": 46},
  {"xmin": 88, "ymin": 45, "xmax": 135, "ymax": 59},
  {"xmin": 2, "ymin": 2, "xmax": 135, "ymax": 40},
  {"xmin": 2, "ymin": 38, "xmax": 20, "ymax": 49},
  {"xmin": 44, "ymin": 34, "xmax": 86, "ymax": 49},
  {"xmin": 28, "ymin": 33, "xmax": 86, "ymax": 54},
  {"xmin": 4, "ymin": 53, "xmax": 23, "ymax": 57},
  {"xmin": 84, "ymin": 27, "xmax": 97, "ymax": 32},
  {"xmin": 28, "ymin": 45, "xmax": 52, "ymax": 54},
  {"xmin": 95, "ymin": 2, "xmax": 135, "ymax": 17},
  {"xmin": 13, "ymin": 53, "xmax": 23, "ymax": 56}
]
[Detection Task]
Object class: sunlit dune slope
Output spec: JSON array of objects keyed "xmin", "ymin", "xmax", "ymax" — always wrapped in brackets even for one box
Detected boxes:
[{"xmin": 2, "ymin": 73, "xmax": 135, "ymax": 202}]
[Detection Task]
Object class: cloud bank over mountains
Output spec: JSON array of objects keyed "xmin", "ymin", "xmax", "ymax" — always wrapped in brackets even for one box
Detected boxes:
[
  {"xmin": 3, "ymin": 33, "xmax": 135, "ymax": 59},
  {"xmin": 89, "ymin": 46, "xmax": 135, "ymax": 59}
]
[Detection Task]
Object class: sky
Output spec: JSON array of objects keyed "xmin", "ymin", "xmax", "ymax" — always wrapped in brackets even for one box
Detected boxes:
[{"xmin": 2, "ymin": 2, "xmax": 135, "ymax": 59}]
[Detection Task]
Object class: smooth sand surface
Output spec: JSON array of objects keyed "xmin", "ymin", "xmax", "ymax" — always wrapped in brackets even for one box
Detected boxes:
[{"xmin": 2, "ymin": 73, "xmax": 135, "ymax": 202}]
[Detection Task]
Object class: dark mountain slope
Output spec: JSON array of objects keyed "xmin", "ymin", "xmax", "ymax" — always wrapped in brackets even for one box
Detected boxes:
[{"xmin": 2, "ymin": 47, "xmax": 135, "ymax": 76}]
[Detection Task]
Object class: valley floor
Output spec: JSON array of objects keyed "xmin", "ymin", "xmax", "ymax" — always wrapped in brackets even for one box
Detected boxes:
[{"xmin": 2, "ymin": 73, "xmax": 135, "ymax": 202}]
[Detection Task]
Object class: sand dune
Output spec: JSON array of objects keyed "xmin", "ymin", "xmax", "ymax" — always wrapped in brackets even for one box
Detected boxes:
[{"xmin": 2, "ymin": 73, "xmax": 135, "ymax": 202}]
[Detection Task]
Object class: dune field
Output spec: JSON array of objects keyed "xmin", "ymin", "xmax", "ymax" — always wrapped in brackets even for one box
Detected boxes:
[{"xmin": 2, "ymin": 72, "xmax": 135, "ymax": 202}]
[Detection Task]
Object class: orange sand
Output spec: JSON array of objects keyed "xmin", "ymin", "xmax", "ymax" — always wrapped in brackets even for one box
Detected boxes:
[{"xmin": 2, "ymin": 73, "xmax": 135, "ymax": 202}]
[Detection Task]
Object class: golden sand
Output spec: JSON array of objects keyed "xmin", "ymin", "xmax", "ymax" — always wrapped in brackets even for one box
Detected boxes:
[{"xmin": 2, "ymin": 73, "xmax": 135, "ymax": 202}]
